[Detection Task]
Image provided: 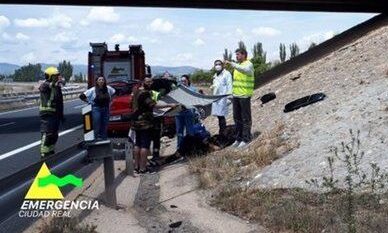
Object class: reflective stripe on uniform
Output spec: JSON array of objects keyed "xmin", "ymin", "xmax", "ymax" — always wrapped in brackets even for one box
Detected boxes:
[
  {"xmin": 40, "ymin": 82, "xmax": 57, "ymax": 112},
  {"xmin": 40, "ymin": 133, "xmax": 55, "ymax": 155}
]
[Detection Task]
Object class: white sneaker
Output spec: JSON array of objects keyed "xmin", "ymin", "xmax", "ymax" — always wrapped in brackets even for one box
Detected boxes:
[
  {"xmin": 237, "ymin": 141, "xmax": 248, "ymax": 149},
  {"xmin": 231, "ymin": 141, "xmax": 240, "ymax": 148}
]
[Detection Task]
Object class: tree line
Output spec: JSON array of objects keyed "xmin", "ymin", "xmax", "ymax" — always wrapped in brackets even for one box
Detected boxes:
[
  {"xmin": 191, "ymin": 41, "xmax": 318, "ymax": 84},
  {"xmin": 2, "ymin": 60, "xmax": 84, "ymax": 83}
]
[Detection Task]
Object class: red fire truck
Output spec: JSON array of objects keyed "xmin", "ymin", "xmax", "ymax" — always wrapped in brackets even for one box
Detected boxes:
[{"xmin": 88, "ymin": 42, "xmax": 176, "ymax": 137}]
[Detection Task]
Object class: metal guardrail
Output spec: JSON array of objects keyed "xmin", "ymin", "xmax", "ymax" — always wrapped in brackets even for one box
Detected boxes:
[
  {"xmin": 0, "ymin": 144, "xmax": 88, "ymax": 225},
  {"xmin": 0, "ymin": 136, "xmax": 134, "ymax": 231},
  {"xmin": 0, "ymin": 90, "xmax": 85, "ymax": 104},
  {"xmin": 0, "ymin": 86, "xmax": 83, "ymax": 98}
]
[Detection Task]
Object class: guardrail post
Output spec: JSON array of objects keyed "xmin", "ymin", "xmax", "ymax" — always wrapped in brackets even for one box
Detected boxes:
[
  {"xmin": 125, "ymin": 141, "xmax": 134, "ymax": 176},
  {"xmin": 103, "ymin": 155, "xmax": 117, "ymax": 207},
  {"xmin": 85, "ymin": 140, "xmax": 117, "ymax": 209}
]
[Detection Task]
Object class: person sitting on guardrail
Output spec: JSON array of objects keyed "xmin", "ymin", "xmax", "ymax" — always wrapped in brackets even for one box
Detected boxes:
[
  {"xmin": 131, "ymin": 77, "xmax": 177, "ymax": 174},
  {"xmin": 39, "ymin": 67, "xmax": 64, "ymax": 158},
  {"xmin": 79, "ymin": 76, "xmax": 115, "ymax": 140}
]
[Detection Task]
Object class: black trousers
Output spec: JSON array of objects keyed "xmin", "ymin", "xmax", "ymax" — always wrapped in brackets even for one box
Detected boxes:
[
  {"xmin": 232, "ymin": 97, "xmax": 252, "ymax": 142},
  {"xmin": 151, "ymin": 117, "xmax": 162, "ymax": 158},
  {"xmin": 217, "ymin": 116, "xmax": 226, "ymax": 135},
  {"xmin": 40, "ymin": 114, "xmax": 59, "ymax": 155}
]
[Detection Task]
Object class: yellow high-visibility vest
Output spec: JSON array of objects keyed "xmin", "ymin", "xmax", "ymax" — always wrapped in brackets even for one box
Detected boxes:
[
  {"xmin": 151, "ymin": 90, "xmax": 161, "ymax": 101},
  {"xmin": 232, "ymin": 60, "xmax": 254, "ymax": 97}
]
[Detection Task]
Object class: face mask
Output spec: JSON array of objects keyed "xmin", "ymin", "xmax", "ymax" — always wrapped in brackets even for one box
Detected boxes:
[{"xmin": 215, "ymin": 65, "xmax": 222, "ymax": 72}]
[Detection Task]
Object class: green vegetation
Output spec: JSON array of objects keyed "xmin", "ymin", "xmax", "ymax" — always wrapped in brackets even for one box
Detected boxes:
[
  {"xmin": 290, "ymin": 42, "xmax": 300, "ymax": 58},
  {"xmin": 6, "ymin": 61, "xmax": 74, "ymax": 82},
  {"xmin": 279, "ymin": 43, "xmax": 287, "ymax": 62},
  {"xmin": 11, "ymin": 63, "xmax": 44, "ymax": 82},
  {"xmin": 191, "ymin": 40, "xmax": 271, "ymax": 84},
  {"xmin": 309, "ymin": 42, "xmax": 317, "ymax": 50},
  {"xmin": 189, "ymin": 129, "xmax": 388, "ymax": 233},
  {"xmin": 74, "ymin": 72, "xmax": 85, "ymax": 83},
  {"xmin": 58, "ymin": 60, "xmax": 73, "ymax": 82},
  {"xmin": 306, "ymin": 129, "xmax": 388, "ymax": 233}
]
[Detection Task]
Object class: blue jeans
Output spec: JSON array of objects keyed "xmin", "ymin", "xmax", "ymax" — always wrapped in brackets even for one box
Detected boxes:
[
  {"xmin": 175, "ymin": 109, "xmax": 196, "ymax": 149},
  {"xmin": 92, "ymin": 106, "xmax": 109, "ymax": 140}
]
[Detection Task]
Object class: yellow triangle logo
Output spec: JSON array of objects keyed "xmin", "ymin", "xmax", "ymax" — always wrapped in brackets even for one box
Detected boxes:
[{"xmin": 25, "ymin": 162, "xmax": 64, "ymax": 199}]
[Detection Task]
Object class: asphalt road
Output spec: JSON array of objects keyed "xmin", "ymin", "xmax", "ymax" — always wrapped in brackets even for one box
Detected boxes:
[{"xmin": 0, "ymin": 99, "xmax": 86, "ymax": 179}]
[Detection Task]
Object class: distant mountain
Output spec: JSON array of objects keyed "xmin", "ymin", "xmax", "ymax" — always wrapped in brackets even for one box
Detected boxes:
[
  {"xmin": 0, "ymin": 63, "xmax": 20, "ymax": 75},
  {"xmin": 0, "ymin": 63, "xmax": 199, "ymax": 77},
  {"xmin": 0, "ymin": 63, "xmax": 89, "ymax": 77},
  {"xmin": 40, "ymin": 63, "xmax": 88, "ymax": 77},
  {"xmin": 151, "ymin": 66, "xmax": 199, "ymax": 76}
]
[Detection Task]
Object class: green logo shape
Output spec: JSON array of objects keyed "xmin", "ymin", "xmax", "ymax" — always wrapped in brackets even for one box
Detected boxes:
[{"xmin": 38, "ymin": 174, "xmax": 83, "ymax": 188}]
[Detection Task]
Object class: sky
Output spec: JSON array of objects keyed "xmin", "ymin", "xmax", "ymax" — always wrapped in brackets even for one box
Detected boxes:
[{"xmin": 0, "ymin": 5, "xmax": 377, "ymax": 69}]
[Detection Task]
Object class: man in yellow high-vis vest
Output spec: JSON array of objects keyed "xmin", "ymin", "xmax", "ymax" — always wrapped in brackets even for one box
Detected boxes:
[{"xmin": 225, "ymin": 48, "xmax": 255, "ymax": 149}]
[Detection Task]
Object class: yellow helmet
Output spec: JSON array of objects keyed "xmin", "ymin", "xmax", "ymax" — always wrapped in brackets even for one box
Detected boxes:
[{"xmin": 44, "ymin": 66, "xmax": 59, "ymax": 80}]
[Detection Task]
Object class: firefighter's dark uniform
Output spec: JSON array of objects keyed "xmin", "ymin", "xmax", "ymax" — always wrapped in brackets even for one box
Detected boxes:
[
  {"xmin": 39, "ymin": 75, "xmax": 64, "ymax": 157},
  {"xmin": 151, "ymin": 90, "xmax": 161, "ymax": 159}
]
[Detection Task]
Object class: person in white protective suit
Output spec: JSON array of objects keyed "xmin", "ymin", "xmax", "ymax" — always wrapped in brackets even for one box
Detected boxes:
[{"xmin": 210, "ymin": 60, "xmax": 233, "ymax": 135}]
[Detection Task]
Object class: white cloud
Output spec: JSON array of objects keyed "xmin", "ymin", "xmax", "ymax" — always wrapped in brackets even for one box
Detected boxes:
[
  {"xmin": 15, "ymin": 32, "xmax": 30, "ymax": 40},
  {"xmin": 82, "ymin": 7, "xmax": 120, "ymax": 25},
  {"xmin": 194, "ymin": 38, "xmax": 205, "ymax": 46},
  {"xmin": 14, "ymin": 13, "xmax": 72, "ymax": 28},
  {"xmin": 173, "ymin": 53, "xmax": 193, "ymax": 62},
  {"xmin": 0, "ymin": 15, "xmax": 10, "ymax": 30},
  {"xmin": 252, "ymin": 27, "xmax": 281, "ymax": 37},
  {"xmin": 1, "ymin": 32, "xmax": 29, "ymax": 43},
  {"xmin": 299, "ymin": 31, "xmax": 335, "ymax": 49},
  {"xmin": 195, "ymin": 27, "xmax": 205, "ymax": 34},
  {"xmin": 22, "ymin": 52, "xmax": 36, "ymax": 63},
  {"xmin": 14, "ymin": 18, "xmax": 49, "ymax": 27},
  {"xmin": 143, "ymin": 37, "xmax": 159, "ymax": 44},
  {"xmin": 108, "ymin": 33, "xmax": 139, "ymax": 44},
  {"xmin": 128, "ymin": 36, "xmax": 138, "ymax": 43},
  {"xmin": 51, "ymin": 32, "xmax": 78, "ymax": 43},
  {"xmin": 301, "ymin": 31, "xmax": 335, "ymax": 43},
  {"xmin": 236, "ymin": 28, "xmax": 244, "ymax": 36},
  {"xmin": 148, "ymin": 18, "xmax": 174, "ymax": 33},
  {"xmin": 1, "ymin": 32, "xmax": 12, "ymax": 41},
  {"xmin": 51, "ymin": 13, "xmax": 72, "ymax": 29},
  {"xmin": 109, "ymin": 33, "xmax": 126, "ymax": 43}
]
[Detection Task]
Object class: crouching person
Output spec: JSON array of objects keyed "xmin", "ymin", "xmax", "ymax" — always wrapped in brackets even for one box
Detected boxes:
[{"xmin": 132, "ymin": 77, "xmax": 176, "ymax": 174}]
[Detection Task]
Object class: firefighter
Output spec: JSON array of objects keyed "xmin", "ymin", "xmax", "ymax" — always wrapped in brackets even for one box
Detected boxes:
[
  {"xmin": 39, "ymin": 67, "xmax": 64, "ymax": 158},
  {"xmin": 131, "ymin": 77, "xmax": 176, "ymax": 173}
]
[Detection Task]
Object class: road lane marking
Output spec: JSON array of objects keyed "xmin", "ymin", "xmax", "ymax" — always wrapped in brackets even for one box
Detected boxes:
[
  {"xmin": 0, "ymin": 122, "xmax": 16, "ymax": 127},
  {"xmin": 74, "ymin": 104, "xmax": 88, "ymax": 109},
  {"xmin": 0, "ymin": 124, "xmax": 83, "ymax": 161}
]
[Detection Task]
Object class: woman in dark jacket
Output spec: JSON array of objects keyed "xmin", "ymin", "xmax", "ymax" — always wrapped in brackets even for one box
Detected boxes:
[{"xmin": 80, "ymin": 76, "xmax": 115, "ymax": 140}]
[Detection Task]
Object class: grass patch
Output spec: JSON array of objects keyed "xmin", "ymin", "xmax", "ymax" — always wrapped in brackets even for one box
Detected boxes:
[
  {"xmin": 212, "ymin": 187, "xmax": 388, "ymax": 233},
  {"xmin": 189, "ymin": 126, "xmax": 388, "ymax": 232},
  {"xmin": 188, "ymin": 123, "xmax": 294, "ymax": 189},
  {"xmin": 39, "ymin": 217, "xmax": 97, "ymax": 233}
]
